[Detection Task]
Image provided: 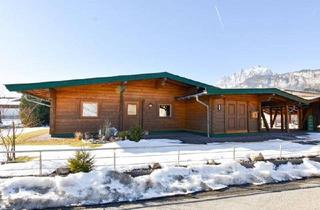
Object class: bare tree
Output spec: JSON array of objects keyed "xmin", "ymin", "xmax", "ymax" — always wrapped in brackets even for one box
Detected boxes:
[{"xmin": 0, "ymin": 97, "xmax": 38, "ymax": 162}]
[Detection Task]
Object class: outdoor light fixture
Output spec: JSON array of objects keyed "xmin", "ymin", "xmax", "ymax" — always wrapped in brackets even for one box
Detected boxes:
[
  {"xmin": 217, "ymin": 104, "xmax": 221, "ymax": 111},
  {"xmin": 148, "ymin": 103, "xmax": 153, "ymax": 108}
]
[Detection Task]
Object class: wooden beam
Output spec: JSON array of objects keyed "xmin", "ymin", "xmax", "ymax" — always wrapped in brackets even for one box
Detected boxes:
[
  {"xmin": 280, "ymin": 107, "xmax": 284, "ymax": 131},
  {"xmin": 269, "ymin": 107, "xmax": 272, "ymax": 129},
  {"xmin": 118, "ymin": 83, "xmax": 126, "ymax": 131},
  {"xmin": 271, "ymin": 110, "xmax": 278, "ymax": 128},
  {"xmin": 49, "ymin": 88, "xmax": 56, "ymax": 135},
  {"xmin": 261, "ymin": 110, "xmax": 270, "ymax": 131},
  {"xmin": 285, "ymin": 105, "xmax": 289, "ymax": 132},
  {"xmin": 298, "ymin": 108, "xmax": 303, "ymax": 130},
  {"xmin": 258, "ymin": 101, "xmax": 262, "ymax": 132}
]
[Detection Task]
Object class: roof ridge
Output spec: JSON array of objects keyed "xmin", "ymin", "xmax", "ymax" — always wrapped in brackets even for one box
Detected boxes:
[{"xmin": 5, "ymin": 72, "xmax": 219, "ymax": 92}]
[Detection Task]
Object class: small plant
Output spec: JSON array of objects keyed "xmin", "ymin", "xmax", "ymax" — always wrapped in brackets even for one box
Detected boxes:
[
  {"xmin": 128, "ymin": 126, "xmax": 144, "ymax": 142},
  {"xmin": 100, "ymin": 119, "xmax": 118, "ymax": 141},
  {"xmin": 118, "ymin": 131, "xmax": 129, "ymax": 140},
  {"xmin": 67, "ymin": 150, "xmax": 95, "ymax": 173},
  {"xmin": 74, "ymin": 131, "xmax": 83, "ymax": 141}
]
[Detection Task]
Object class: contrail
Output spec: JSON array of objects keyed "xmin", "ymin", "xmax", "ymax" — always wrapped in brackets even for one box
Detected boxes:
[{"xmin": 214, "ymin": 5, "xmax": 224, "ymax": 29}]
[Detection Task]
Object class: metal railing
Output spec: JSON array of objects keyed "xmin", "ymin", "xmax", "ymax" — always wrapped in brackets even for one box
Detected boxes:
[{"xmin": 0, "ymin": 143, "xmax": 319, "ymax": 177}]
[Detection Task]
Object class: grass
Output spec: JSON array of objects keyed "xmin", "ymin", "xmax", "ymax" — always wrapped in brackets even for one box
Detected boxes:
[
  {"xmin": 14, "ymin": 156, "xmax": 36, "ymax": 163},
  {"xmin": 16, "ymin": 129, "xmax": 49, "ymax": 142},
  {"xmin": 4, "ymin": 128, "xmax": 103, "ymax": 148},
  {"xmin": 18, "ymin": 138, "xmax": 103, "ymax": 148}
]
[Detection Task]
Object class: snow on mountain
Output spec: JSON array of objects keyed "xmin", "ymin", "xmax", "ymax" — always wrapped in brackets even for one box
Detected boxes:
[{"xmin": 216, "ymin": 66, "xmax": 320, "ymax": 91}]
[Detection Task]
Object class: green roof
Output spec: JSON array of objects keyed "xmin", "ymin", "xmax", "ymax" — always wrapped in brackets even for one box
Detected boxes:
[
  {"xmin": 207, "ymin": 88, "xmax": 310, "ymax": 104},
  {"xmin": 5, "ymin": 72, "xmax": 219, "ymax": 92}
]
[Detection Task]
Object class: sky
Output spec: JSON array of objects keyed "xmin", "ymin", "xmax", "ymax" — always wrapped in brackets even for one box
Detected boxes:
[{"xmin": 1, "ymin": 0, "xmax": 320, "ymax": 86}]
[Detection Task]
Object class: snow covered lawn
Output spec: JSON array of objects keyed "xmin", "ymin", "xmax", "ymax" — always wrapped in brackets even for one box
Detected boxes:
[
  {"xmin": 1, "ymin": 132, "xmax": 320, "ymax": 177},
  {"xmin": 1, "ymin": 159, "xmax": 320, "ymax": 209}
]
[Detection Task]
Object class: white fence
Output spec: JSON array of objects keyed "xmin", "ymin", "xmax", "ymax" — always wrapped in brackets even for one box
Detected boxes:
[{"xmin": 0, "ymin": 143, "xmax": 320, "ymax": 177}]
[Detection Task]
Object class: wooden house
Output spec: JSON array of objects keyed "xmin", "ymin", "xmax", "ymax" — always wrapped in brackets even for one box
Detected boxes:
[{"xmin": 5, "ymin": 72, "xmax": 311, "ymax": 137}]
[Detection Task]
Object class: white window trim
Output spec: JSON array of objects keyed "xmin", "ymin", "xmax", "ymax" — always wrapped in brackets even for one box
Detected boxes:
[
  {"xmin": 159, "ymin": 104, "xmax": 172, "ymax": 118},
  {"xmin": 81, "ymin": 102, "xmax": 99, "ymax": 118}
]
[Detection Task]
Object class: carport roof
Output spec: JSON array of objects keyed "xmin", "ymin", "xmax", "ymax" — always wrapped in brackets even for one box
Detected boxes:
[{"xmin": 206, "ymin": 88, "xmax": 310, "ymax": 104}]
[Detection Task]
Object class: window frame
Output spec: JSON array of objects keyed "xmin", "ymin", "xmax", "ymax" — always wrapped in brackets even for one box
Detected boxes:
[
  {"xmin": 127, "ymin": 103, "xmax": 138, "ymax": 116},
  {"xmin": 158, "ymin": 104, "xmax": 172, "ymax": 118},
  {"xmin": 80, "ymin": 101, "xmax": 99, "ymax": 118}
]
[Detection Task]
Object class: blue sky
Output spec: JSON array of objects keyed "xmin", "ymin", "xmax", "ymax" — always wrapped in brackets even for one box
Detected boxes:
[{"xmin": 1, "ymin": 0, "xmax": 320, "ymax": 85}]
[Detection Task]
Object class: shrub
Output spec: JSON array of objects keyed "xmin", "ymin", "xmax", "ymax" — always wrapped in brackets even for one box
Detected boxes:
[
  {"xmin": 118, "ymin": 131, "xmax": 129, "ymax": 140},
  {"xmin": 19, "ymin": 94, "xmax": 50, "ymax": 127},
  {"xmin": 128, "ymin": 126, "xmax": 144, "ymax": 142},
  {"xmin": 67, "ymin": 150, "xmax": 94, "ymax": 173}
]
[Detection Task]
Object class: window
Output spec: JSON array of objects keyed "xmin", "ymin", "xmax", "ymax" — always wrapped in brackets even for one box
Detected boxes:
[
  {"xmin": 82, "ymin": 102, "xmax": 98, "ymax": 117},
  {"xmin": 127, "ymin": 104, "xmax": 137, "ymax": 115},
  {"xmin": 159, "ymin": 104, "xmax": 171, "ymax": 117}
]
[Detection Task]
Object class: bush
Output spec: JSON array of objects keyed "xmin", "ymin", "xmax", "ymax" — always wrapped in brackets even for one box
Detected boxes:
[
  {"xmin": 67, "ymin": 150, "xmax": 94, "ymax": 173},
  {"xmin": 117, "ymin": 131, "xmax": 128, "ymax": 140},
  {"xmin": 128, "ymin": 126, "xmax": 144, "ymax": 142},
  {"xmin": 19, "ymin": 94, "xmax": 50, "ymax": 127}
]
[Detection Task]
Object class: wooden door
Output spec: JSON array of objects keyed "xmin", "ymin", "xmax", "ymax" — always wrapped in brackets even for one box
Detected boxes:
[
  {"xmin": 225, "ymin": 100, "xmax": 248, "ymax": 133},
  {"xmin": 123, "ymin": 101, "xmax": 140, "ymax": 130},
  {"xmin": 226, "ymin": 101, "xmax": 237, "ymax": 132},
  {"xmin": 237, "ymin": 101, "xmax": 248, "ymax": 132}
]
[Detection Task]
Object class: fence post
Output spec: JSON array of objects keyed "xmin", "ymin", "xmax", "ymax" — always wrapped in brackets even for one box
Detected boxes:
[
  {"xmin": 177, "ymin": 148, "xmax": 180, "ymax": 167},
  {"xmin": 233, "ymin": 146, "xmax": 236, "ymax": 160},
  {"xmin": 39, "ymin": 151, "xmax": 42, "ymax": 176},
  {"xmin": 279, "ymin": 144, "xmax": 282, "ymax": 159},
  {"xmin": 113, "ymin": 149, "xmax": 116, "ymax": 170}
]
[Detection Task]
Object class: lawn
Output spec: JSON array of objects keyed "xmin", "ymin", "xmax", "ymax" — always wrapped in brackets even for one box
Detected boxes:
[{"xmin": 2, "ymin": 127, "xmax": 102, "ymax": 148}]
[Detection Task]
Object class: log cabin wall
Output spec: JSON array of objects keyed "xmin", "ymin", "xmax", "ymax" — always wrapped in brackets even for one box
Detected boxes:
[
  {"xmin": 211, "ymin": 95, "xmax": 259, "ymax": 134},
  {"xmin": 123, "ymin": 79, "xmax": 190, "ymax": 132},
  {"xmin": 185, "ymin": 98, "xmax": 208, "ymax": 133},
  {"xmin": 52, "ymin": 79, "xmax": 198, "ymax": 135},
  {"xmin": 54, "ymin": 83, "xmax": 121, "ymax": 134}
]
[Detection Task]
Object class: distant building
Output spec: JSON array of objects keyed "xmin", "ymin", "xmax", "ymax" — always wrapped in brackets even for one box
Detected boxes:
[{"xmin": 0, "ymin": 97, "xmax": 20, "ymax": 126}]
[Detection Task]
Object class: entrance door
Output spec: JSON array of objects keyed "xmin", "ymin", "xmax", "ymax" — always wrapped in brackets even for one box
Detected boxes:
[
  {"xmin": 123, "ymin": 101, "xmax": 140, "ymax": 130},
  {"xmin": 226, "ymin": 101, "xmax": 237, "ymax": 132},
  {"xmin": 237, "ymin": 101, "xmax": 248, "ymax": 132},
  {"xmin": 225, "ymin": 100, "xmax": 248, "ymax": 133}
]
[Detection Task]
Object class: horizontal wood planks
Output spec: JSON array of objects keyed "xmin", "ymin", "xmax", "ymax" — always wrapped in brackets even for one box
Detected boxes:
[{"xmin": 53, "ymin": 79, "xmax": 199, "ymax": 134}]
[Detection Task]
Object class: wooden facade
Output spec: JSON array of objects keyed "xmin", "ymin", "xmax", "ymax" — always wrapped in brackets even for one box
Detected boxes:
[
  {"xmin": 50, "ymin": 79, "xmax": 201, "ymax": 135},
  {"xmin": 5, "ymin": 72, "xmax": 312, "ymax": 137}
]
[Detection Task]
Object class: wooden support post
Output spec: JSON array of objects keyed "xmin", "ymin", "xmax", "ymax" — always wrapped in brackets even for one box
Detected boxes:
[
  {"xmin": 269, "ymin": 107, "xmax": 272, "ymax": 129},
  {"xmin": 281, "ymin": 107, "xmax": 284, "ymax": 131},
  {"xmin": 271, "ymin": 110, "xmax": 278, "ymax": 128},
  {"xmin": 49, "ymin": 88, "xmax": 56, "ymax": 135},
  {"xmin": 298, "ymin": 108, "xmax": 303, "ymax": 130},
  {"xmin": 118, "ymin": 83, "xmax": 126, "ymax": 131},
  {"xmin": 261, "ymin": 110, "xmax": 270, "ymax": 131},
  {"xmin": 285, "ymin": 105, "xmax": 289, "ymax": 132},
  {"xmin": 258, "ymin": 102, "xmax": 262, "ymax": 132}
]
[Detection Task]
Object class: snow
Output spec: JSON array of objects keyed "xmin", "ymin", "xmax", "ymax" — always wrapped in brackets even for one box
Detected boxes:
[
  {"xmin": 1, "ymin": 158, "xmax": 320, "ymax": 209},
  {"xmin": 1, "ymin": 133, "xmax": 320, "ymax": 177},
  {"xmin": 216, "ymin": 67, "xmax": 320, "ymax": 92}
]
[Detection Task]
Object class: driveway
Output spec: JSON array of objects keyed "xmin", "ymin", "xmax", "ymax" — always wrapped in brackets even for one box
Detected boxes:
[{"xmin": 71, "ymin": 178, "xmax": 320, "ymax": 210}]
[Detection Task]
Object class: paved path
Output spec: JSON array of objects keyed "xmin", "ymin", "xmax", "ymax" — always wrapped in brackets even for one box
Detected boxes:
[
  {"xmin": 145, "ymin": 131, "xmax": 312, "ymax": 144},
  {"xmin": 70, "ymin": 178, "xmax": 320, "ymax": 210}
]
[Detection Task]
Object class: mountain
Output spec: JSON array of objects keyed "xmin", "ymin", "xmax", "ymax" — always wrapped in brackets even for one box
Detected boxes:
[{"xmin": 216, "ymin": 66, "xmax": 320, "ymax": 92}]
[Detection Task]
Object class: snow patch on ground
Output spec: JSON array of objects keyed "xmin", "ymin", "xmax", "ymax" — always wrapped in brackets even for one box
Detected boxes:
[
  {"xmin": 1, "ymin": 134, "xmax": 320, "ymax": 177},
  {"xmin": 1, "ymin": 159, "xmax": 320, "ymax": 209}
]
